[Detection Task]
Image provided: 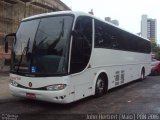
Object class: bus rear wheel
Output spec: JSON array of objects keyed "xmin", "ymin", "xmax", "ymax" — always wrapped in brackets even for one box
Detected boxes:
[
  {"xmin": 153, "ymin": 70, "xmax": 159, "ymax": 76},
  {"xmin": 140, "ymin": 69, "xmax": 145, "ymax": 80},
  {"xmin": 95, "ymin": 76, "xmax": 106, "ymax": 97}
]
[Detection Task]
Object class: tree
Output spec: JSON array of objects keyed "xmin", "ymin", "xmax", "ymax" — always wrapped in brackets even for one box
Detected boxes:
[{"xmin": 151, "ymin": 42, "xmax": 160, "ymax": 60}]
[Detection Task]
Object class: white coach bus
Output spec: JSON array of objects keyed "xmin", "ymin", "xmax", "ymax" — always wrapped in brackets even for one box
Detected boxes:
[{"xmin": 4, "ymin": 11, "xmax": 151, "ymax": 103}]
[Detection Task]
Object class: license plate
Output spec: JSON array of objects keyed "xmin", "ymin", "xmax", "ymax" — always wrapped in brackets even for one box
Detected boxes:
[{"xmin": 26, "ymin": 93, "xmax": 36, "ymax": 99}]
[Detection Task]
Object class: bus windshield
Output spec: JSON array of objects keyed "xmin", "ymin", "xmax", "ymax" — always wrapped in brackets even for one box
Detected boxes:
[{"xmin": 12, "ymin": 15, "xmax": 73, "ymax": 76}]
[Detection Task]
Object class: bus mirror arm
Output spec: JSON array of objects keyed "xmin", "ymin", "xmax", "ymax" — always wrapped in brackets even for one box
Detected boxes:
[
  {"xmin": 4, "ymin": 33, "xmax": 16, "ymax": 53},
  {"xmin": 5, "ymin": 41, "xmax": 8, "ymax": 53}
]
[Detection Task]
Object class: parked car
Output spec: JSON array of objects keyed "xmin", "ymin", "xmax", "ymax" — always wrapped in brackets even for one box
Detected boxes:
[{"xmin": 151, "ymin": 60, "xmax": 160, "ymax": 76}]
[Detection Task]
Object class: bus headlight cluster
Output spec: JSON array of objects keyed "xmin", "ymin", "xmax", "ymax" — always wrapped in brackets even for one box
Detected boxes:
[
  {"xmin": 46, "ymin": 84, "xmax": 67, "ymax": 91},
  {"xmin": 10, "ymin": 80, "xmax": 18, "ymax": 87}
]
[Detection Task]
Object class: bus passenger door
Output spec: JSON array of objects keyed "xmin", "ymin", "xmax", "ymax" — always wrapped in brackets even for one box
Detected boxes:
[{"xmin": 70, "ymin": 16, "xmax": 93, "ymax": 101}]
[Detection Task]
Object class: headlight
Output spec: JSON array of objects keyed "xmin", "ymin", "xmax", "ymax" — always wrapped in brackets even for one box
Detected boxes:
[
  {"xmin": 46, "ymin": 84, "xmax": 67, "ymax": 91},
  {"xmin": 10, "ymin": 80, "xmax": 18, "ymax": 87}
]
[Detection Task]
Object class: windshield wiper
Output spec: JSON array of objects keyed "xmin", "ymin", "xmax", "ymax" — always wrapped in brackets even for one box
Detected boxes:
[
  {"xmin": 60, "ymin": 18, "xmax": 64, "ymax": 37},
  {"xmin": 25, "ymin": 38, "xmax": 30, "ymax": 54},
  {"xmin": 16, "ymin": 38, "xmax": 30, "ymax": 72}
]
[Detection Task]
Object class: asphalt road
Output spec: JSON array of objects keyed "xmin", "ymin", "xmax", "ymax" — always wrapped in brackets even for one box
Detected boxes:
[{"xmin": 0, "ymin": 75, "xmax": 160, "ymax": 120}]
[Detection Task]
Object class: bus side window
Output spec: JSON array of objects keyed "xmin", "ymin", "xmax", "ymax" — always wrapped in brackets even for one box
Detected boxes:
[
  {"xmin": 70, "ymin": 16, "xmax": 92, "ymax": 74},
  {"xmin": 95, "ymin": 22, "xmax": 106, "ymax": 47},
  {"xmin": 95, "ymin": 20, "xmax": 118, "ymax": 49}
]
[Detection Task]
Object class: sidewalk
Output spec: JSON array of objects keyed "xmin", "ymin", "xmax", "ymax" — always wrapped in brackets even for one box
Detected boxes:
[{"xmin": 0, "ymin": 73, "xmax": 17, "ymax": 101}]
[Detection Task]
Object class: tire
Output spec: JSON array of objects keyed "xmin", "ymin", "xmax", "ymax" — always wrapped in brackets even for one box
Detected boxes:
[
  {"xmin": 140, "ymin": 69, "xmax": 145, "ymax": 80},
  {"xmin": 95, "ymin": 76, "xmax": 106, "ymax": 97},
  {"xmin": 154, "ymin": 70, "xmax": 158, "ymax": 76}
]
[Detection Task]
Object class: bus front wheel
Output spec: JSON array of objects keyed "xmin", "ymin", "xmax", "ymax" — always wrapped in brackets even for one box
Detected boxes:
[{"xmin": 95, "ymin": 76, "xmax": 106, "ymax": 97}]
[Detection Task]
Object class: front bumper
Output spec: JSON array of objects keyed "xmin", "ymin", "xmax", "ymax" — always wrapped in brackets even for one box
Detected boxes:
[{"xmin": 9, "ymin": 84, "xmax": 74, "ymax": 104}]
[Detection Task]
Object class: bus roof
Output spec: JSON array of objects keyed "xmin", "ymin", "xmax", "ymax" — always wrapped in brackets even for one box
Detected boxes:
[
  {"xmin": 22, "ymin": 11, "xmax": 91, "ymax": 21},
  {"xmin": 22, "ymin": 11, "xmax": 149, "ymax": 42}
]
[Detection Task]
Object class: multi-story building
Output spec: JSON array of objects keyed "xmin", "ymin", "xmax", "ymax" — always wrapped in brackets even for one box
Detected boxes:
[
  {"xmin": 141, "ymin": 15, "xmax": 157, "ymax": 43},
  {"xmin": 0, "ymin": 0, "xmax": 70, "ymax": 69}
]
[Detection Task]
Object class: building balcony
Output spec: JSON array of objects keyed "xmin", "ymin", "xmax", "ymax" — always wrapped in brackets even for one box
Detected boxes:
[
  {"xmin": 18, "ymin": 0, "xmax": 32, "ymax": 2},
  {"xmin": 0, "ymin": 16, "xmax": 19, "ymax": 24},
  {"xmin": 1, "ymin": 0, "xmax": 17, "ymax": 4},
  {"xmin": 31, "ymin": 0, "xmax": 56, "ymax": 11}
]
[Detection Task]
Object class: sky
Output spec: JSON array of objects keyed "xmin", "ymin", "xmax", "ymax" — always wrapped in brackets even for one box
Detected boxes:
[{"xmin": 61, "ymin": 0, "xmax": 160, "ymax": 43}]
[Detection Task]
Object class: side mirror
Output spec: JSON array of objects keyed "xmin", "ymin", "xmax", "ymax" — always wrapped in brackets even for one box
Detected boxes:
[{"xmin": 4, "ymin": 33, "xmax": 16, "ymax": 53}]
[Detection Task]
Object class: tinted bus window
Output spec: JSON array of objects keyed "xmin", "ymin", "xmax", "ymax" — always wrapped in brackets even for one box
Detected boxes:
[{"xmin": 94, "ymin": 19, "xmax": 151, "ymax": 54}]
